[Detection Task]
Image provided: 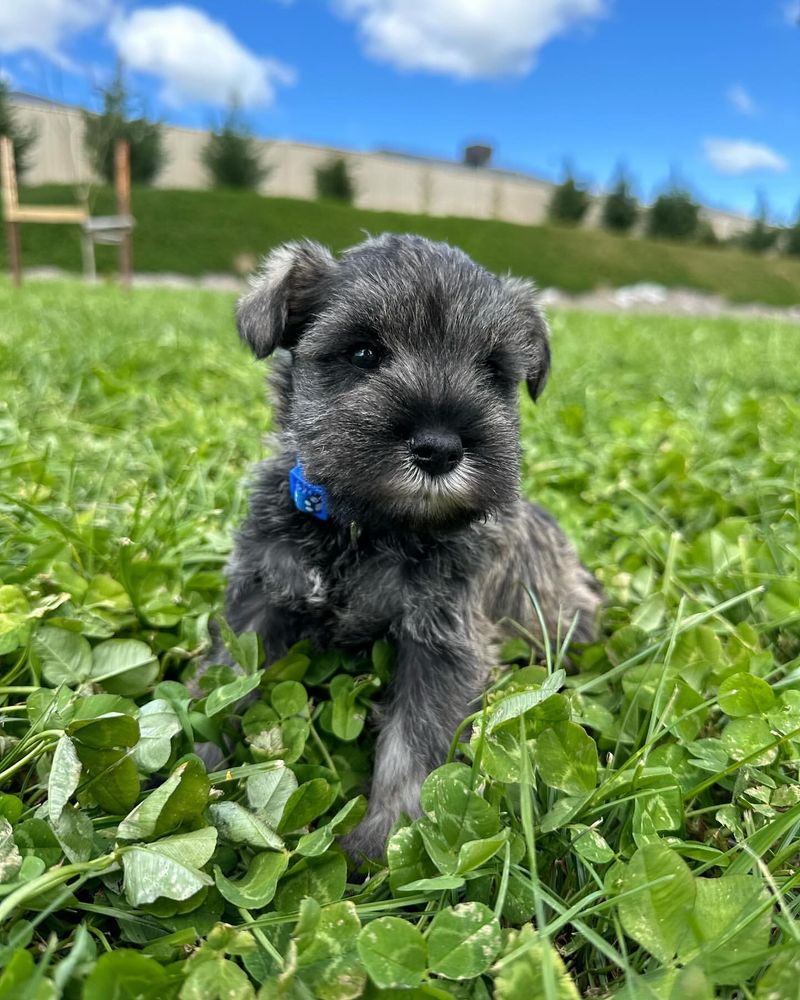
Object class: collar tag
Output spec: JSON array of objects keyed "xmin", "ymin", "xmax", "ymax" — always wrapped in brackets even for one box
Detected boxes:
[{"xmin": 290, "ymin": 462, "xmax": 329, "ymax": 521}]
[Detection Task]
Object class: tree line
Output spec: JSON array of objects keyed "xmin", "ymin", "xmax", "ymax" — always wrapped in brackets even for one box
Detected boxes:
[
  {"xmin": 1, "ymin": 73, "xmax": 353, "ymax": 209},
  {"xmin": 1, "ymin": 74, "xmax": 798, "ymax": 256},
  {"xmin": 548, "ymin": 168, "xmax": 800, "ymax": 254}
]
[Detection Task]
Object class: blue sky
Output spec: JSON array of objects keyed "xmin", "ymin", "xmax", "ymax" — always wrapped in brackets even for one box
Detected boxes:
[{"xmin": 1, "ymin": 0, "xmax": 798, "ymax": 219}]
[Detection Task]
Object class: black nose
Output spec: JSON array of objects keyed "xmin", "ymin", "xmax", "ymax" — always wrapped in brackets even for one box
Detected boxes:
[{"xmin": 409, "ymin": 429, "xmax": 464, "ymax": 476}]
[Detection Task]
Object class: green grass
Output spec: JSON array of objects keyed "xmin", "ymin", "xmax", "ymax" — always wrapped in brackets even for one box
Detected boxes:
[
  {"xmin": 4, "ymin": 184, "xmax": 800, "ymax": 305},
  {"xmin": 1, "ymin": 279, "xmax": 799, "ymax": 998}
]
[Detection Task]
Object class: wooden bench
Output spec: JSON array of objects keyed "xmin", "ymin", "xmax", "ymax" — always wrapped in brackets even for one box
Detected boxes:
[{"xmin": 1, "ymin": 135, "xmax": 134, "ymax": 286}]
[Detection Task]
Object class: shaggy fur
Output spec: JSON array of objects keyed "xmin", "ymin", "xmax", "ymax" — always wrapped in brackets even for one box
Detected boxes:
[{"xmin": 219, "ymin": 234, "xmax": 601, "ymax": 858}]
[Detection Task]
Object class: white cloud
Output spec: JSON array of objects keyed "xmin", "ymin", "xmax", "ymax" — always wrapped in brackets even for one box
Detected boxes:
[
  {"xmin": 334, "ymin": 0, "xmax": 606, "ymax": 78},
  {"xmin": 0, "ymin": 0, "xmax": 108, "ymax": 63},
  {"xmin": 109, "ymin": 5, "xmax": 295, "ymax": 107},
  {"xmin": 704, "ymin": 138, "xmax": 789, "ymax": 175},
  {"xmin": 727, "ymin": 84, "xmax": 756, "ymax": 116}
]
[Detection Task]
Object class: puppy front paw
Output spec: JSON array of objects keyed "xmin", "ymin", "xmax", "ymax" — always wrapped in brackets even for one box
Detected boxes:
[
  {"xmin": 262, "ymin": 560, "xmax": 328, "ymax": 607},
  {"xmin": 341, "ymin": 810, "xmax": 397, "ymax": 862},
  {"xmin": 305, "ymin": 567, "xmax": 328, "ymax": 606}
]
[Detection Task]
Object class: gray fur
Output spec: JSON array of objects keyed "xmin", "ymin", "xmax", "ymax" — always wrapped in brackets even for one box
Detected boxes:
[{"xmin": 220, "ymin": 234, "xmax": 601, "ymax": 858}]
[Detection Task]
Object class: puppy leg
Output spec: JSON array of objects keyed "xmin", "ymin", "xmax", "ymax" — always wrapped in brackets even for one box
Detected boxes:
[
  {"xmin": 221, "ymin": 580, "xmax": 298, "ymax": 666},
  {"xmin": 190, "ymin": 542, "xmax": 313, "ymax": 766},
  {"xmin": 190, "ymin": 568, "xmax": 299, "ymax": 698},
  {"xmin": 345, "ymin": 618, "xmax": 487, "ymax": 859},
  {"xmin": 225, "ymin": 538, "xmax": 326, "ymax": 659}
]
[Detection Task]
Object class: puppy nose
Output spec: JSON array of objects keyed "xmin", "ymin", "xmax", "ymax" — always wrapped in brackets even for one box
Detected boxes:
[{"xmin": 409, "ymin": 429, "xmax": 463, "ymax": 476}]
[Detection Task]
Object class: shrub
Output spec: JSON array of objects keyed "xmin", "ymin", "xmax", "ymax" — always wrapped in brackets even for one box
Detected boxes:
[
  {"xmin": 785, "ymin": 219, "xmax": 800, "ymax": 257},
  {"xmin": 0, "ymin": 79, "xmax": 37, "ymax": 180},
  {"xmin": 647, "ymin": 188, "xmax": 700, "ymax": 241},
  {"xmin": 601, "ymin": 173, "xmax": 638, "ymax": 233},
  {"xmin": 695, "ymin": 220, "xmax": 721, "ymax": 247},
  {"xmin": 315, "ymin": 157, "xmax": 355, "ymax": 203},
  {"xmin": 548, "ymin": 172, "xmax": 590, "ymax": 225},
  {"xmin": 202, "ymin": 104, "xmax": 267, "ymax": 190},
  {"xmin": 83, "ymin": 68, "xmax": 165, "ymax": 185}
]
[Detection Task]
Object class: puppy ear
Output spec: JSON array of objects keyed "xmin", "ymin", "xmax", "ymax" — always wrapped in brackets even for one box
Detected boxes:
[
  {"xmin": 236, "ymin": 241, "xmax": 336, "ymax": 358},
  {"xmin": 502, "ymin": 276, "xmax": 551, "ymax": 401},
  {"xmin": 526, "ymin": 333, "xmax": 551, "ymax": 402}
]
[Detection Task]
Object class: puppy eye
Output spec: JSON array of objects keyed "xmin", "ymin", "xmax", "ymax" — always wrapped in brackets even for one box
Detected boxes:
[
  {"xmin": 348, "ymin": 344, "xmax": 383, "ymax": 370},
  {"xmin": 484, "ymin": 351, "xmax": 513, "ymax": 384}
]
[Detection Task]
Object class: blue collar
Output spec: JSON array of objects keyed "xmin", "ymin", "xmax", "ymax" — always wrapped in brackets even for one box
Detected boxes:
[{"xmin": 289, "ymin": 462, "xmax": 330, "ymax": 521}]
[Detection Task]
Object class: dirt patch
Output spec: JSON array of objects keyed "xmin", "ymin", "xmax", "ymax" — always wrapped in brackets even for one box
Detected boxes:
[
  {"xmin": 22, "ymin": 268, "xmax": 800, "ymax": 323},
  {"xmin": 539, "ymin": 283, "xmax": 800, "ymax": 323}
]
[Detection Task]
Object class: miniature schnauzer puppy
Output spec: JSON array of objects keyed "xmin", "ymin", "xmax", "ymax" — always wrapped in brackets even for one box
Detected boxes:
[{"xmin": 225, "ymin": 234, "xmax": 601, "ymax": 858}]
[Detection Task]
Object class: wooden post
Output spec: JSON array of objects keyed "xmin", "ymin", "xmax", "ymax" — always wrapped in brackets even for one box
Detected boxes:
[
  {"xmin": 115, "ymin": 139, "xmax": 132, "ymax": 287},
  {"xmin": 6, "ymin": 219, "xmax": 21, "ymax": 287},
  {"xmin": 1, "ymin": 136, "xmax": 22, "ymax": 287}
]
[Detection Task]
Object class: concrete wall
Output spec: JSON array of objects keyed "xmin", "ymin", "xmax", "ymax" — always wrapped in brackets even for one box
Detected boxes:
[
  {"xmin": 12, "ymin": 99, "xmax": 96, "ymax": 185},
  {"xmin": 9, "ymin": 94, "xmax": 752, "ymax": 240}
]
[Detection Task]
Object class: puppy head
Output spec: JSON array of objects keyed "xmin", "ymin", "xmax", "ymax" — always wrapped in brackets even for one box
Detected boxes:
[{"xmin": 237, "ymin": 234, "xmax": 550, "ymax": 532}]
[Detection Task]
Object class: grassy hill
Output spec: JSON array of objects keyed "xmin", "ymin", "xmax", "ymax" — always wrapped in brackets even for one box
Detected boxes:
[{"xmin": 3, "ymin": 183, "xmax": 800, "ymax": 305}]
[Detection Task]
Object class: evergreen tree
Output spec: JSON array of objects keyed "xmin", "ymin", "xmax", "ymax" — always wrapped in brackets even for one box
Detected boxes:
[
  {"xmin": 601, "ymin": 172, "xmax": 638, "ymax": 233},
  {"xmin": 83, "ymin": 68, "xmax": 164, "ymax": 185},
  {"xmin": 739, "ymin": 195, "xmax": 778, "ymax": 253},
  {"xmin": 785, "ymin": 213, "xmax": 800, "ymax": 257},
  {"xmin": 647, "ymin": 188, "xmax": 700, "ymax": 241},
  {"xmin": 202, "ymin": 103, "xmax": 267, "ymax": 189},
  {"xmin": 548, "ymin": 170, "xmax": 590, "ymax": 225},
  {"xmin": 695, "ymin": 220, "xmax": 720, "ymax": 247},
  {"xmin": 315, "ymin": 157, "xmax": 355, "ymax": 203},
  {"xmin": 0, "ymin": 79, "xmax": 37, "ymax": 180}
]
